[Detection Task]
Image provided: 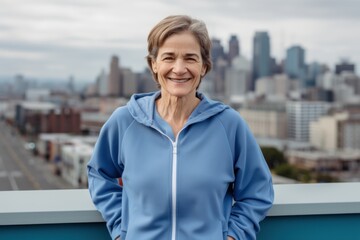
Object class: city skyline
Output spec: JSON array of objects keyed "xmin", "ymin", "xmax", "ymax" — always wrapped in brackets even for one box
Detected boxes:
[{"xmin": 0, "ymin": 0, "xmax": 359, "ymax": 81}]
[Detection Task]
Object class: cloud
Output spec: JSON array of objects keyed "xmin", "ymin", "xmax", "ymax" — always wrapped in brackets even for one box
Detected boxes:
[
  {"xmin": 0, "ymin": 0, "xmax": 359, "ymax": 79},
  {"xmin": 0, "ymin": 49, "xmax": 46, "ymax": 60}
]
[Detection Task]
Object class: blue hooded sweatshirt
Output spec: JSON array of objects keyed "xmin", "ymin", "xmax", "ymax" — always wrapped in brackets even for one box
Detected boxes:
[{"xmin": 87, "ymin": 91, "xmax": 274, "ymax": 240}]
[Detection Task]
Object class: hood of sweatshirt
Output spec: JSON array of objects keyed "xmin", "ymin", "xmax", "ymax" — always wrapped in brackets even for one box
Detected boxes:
[{"xmin": 126, "ymin": 91, "xmax": 229, "ymax": 127}]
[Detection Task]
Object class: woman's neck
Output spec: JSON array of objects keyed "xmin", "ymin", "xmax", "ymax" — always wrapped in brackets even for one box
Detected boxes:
[{"xmin": 156, "ymin": 92, "xmax": 200, "ymax": 136}]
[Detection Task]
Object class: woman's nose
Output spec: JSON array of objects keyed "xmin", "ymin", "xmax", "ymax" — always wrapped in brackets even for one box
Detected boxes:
[{"xmin": 172, "ymin": 59, "xmax": 187, "ymax": 74}]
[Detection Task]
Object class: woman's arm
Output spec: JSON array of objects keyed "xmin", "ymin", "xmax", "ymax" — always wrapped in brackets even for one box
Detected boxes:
[
  {"xmin": 227, "ymin": 120, "xmax": 274, "ymax": 240},
  {"xmin": 87, "ymin": 115, "xmax": 125, "ymax": 240}
]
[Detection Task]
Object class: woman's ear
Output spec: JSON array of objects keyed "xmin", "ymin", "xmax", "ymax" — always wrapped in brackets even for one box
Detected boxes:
[
  {"xmin": 152, "ymin": 60, "xmax": 157, "ymax": 73},
  {"xmin": 201, "ymin": 65, "xmax": 207, "ymax": 77}
]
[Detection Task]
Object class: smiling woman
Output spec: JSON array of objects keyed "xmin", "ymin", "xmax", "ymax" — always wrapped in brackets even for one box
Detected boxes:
[
  {"xmin": 151, "ymin": 31, "xmax": 207, "ymax": 136},
  {"xmin": 151, "ymin": 32, "xmax": 205, "ymax": 97},
  {"xmin": 87, "ymin": 15, "xmax": 274, "ymax": 240}
]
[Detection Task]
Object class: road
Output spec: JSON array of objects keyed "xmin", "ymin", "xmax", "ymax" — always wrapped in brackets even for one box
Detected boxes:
[{"xmin": 0, "ymin": 120, "xmax": 74, "ymax": 191}]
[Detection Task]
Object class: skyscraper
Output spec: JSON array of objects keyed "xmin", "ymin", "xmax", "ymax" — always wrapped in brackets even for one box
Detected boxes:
[
  {"xmin": 96, "ymin": 69, "xmax": 108, "ymax": 97},
  {"xmin": 335, "ymin": 60, "xmax": 355, "ymax": 75},
  {"xmin": 285, "ymin": 45, "xmax": 306, "ymax": 86},
  {"xmin": 228, "ymin": 35, "xmax": 240, "ymax": 65},
  {"xmin": 251, "ymin": 31, "xmax": 271, "ymax": 91},
  {"xmin": 307, "ymin": 62, "xmax": 323, "ymax": 87},
  {"xmin": 225, "ymin": 55, "xmax": 251, "ymax": 98},
  {"xmin": 108, "ymin": 55, "xmax": 123, "ymax": 97},
  {"xmin": 209, "ymin": 38, "xmax": 226, "ymax": 98},
  {"xmin": 211, "ymin": 38, "xmax": 225, "ymax": 67}
]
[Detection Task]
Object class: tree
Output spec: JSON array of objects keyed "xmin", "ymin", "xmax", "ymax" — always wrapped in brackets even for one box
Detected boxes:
[{"xmin": 261, "ymin": 147, "xmax": 286, "ymax": 169}]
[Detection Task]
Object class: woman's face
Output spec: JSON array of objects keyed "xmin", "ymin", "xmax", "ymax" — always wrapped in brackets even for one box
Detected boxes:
[{"xmin": 152, "ymin": 31, "xmax": 206, "ymax": 99}]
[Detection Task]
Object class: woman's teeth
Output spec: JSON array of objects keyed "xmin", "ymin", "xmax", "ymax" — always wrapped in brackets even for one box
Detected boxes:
[{"xmin": 168, "ymin": 78, "xmax": 190, "ymax": 83}]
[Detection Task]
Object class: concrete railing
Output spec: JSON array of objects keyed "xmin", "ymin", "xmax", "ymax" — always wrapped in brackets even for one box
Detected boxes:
[{"xmin": 1, "ymin": 183, "xmax": 360, "ymax": 239}]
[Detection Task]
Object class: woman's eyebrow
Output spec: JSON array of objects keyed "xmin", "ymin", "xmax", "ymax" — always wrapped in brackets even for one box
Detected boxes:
[{"xmin": 184, "ymin": 53, "xmax": 200, "ymax": 59}]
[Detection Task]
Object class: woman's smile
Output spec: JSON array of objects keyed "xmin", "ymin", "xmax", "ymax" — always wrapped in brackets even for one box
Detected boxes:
[{"xmin": 167, "ymin": 77, "xmax": 192, "ymax": 83}]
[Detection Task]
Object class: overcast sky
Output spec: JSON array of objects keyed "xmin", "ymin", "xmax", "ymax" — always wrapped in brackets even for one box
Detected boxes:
[{"xmin": 0, "ymin": 0, "xmax": 359, "ymax": 82}]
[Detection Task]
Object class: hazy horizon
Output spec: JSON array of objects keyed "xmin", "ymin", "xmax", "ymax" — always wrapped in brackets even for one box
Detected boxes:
[{"xmin": 1, "ymin": 0, "xmax": 359, "ymax": 81}]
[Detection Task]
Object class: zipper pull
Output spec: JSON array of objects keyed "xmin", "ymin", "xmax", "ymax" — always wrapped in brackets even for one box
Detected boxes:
[{"xmin": 172, "ymin": 143, "xmax": 177, "ymax": 154}]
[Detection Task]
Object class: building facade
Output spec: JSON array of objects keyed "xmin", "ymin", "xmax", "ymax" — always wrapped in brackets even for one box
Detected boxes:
[
  {"xmin": 251, "ymin": 31, "xmax": 271, "ymax": 91},
  {"xmin": 239, "ymin": 102, "xmax": 287, "ymax": 139},
  {"xmin": 286, "ymin": 101, "xmax": 330, "ymax": 142}
]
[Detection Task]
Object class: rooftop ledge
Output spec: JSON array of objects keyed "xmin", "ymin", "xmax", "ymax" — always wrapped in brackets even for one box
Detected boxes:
[{"xmin": 1, "ymin": 182, "xmax": 360, "ymax": 226}]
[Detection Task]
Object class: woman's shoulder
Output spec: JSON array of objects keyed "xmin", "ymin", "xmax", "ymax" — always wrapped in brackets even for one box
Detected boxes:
[
  {"xmin": 218, "ymin": 106, "xmax": 245, "ymax": 123},
  {"xmin": 103, "ymin": 105, "xmax": 134, "ymax": 129}
]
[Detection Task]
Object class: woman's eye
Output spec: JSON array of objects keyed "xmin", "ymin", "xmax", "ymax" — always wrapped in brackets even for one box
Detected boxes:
[{"xmin": 186, "ymin": 58, "xmax": 196, "ymax": 62}]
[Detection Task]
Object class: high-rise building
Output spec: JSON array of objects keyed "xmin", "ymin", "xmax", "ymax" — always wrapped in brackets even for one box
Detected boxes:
[
  {"xmin": 252, "ymin": 31, "xmax": 271, "ymax": 91},
  {"xmin": 339, "ymin": 71, "xmax": 360, "ymax": 95},
  {"xmin": 285, "ymin": 45, "xmax": 306, "ymax": 86},
  {"xmin": 96, "ymin": 69, "xmax": 108, "ymax": 96},
  {"xmin": 335, "ymin": 60, "xmax": 355, "ymax": 75},
  {"xmin": 228, "ymin": 35, "xmax": 240, "ymax": 65},
  {"xmin": 122, "ymin": 68, "xmax": 137, "ymax": 98},
  {"xmin": 307, "ymin": 62, "xmax": 323, "ymax": 87},
  {"xmin": 211, "ymin": 38, "xmax": 225, "ymax": 67},
  {"xmin": 209, "ymin": 38, "xmax": 227, "ymax": 98},
  {"xmin": 137, "ymin": 69, "xmax": 158, "ymax": 93},
  {"xmin": 108, "ymin": 55, "xmax": 123, "ymax": 97},
  {"xmin": 225, "ymin": 55, "xmax": 251, "ymax": 98},
  {"xmin": 286, "ymin": 101, "xmax": 330, "ymax": 142},
  {"xmin": 255, "ymin": 74, "xmax": 290, "ymax": 100}
]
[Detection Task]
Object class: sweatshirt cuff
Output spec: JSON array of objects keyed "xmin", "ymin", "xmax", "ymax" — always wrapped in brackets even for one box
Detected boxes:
[
  {"xmin": 111, "ymin": 224, "xmax": 122, "ymax": 240},
  {"xmin": 227, "ymin": 226, "xmax": 239, "ymax": 240}
]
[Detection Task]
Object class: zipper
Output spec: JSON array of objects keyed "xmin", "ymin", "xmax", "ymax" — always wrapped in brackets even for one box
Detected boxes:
[
  {"xmin": 151, "ymin": 125, "xmax": 183, "ymax": 240},
  {"xmin": 171, "ymin": 141, "xmax": 177, "ymax": 240}
]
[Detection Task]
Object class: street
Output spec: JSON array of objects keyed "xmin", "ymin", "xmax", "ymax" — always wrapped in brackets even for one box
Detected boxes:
[{"xmin": 0, "ymin": 120, "xmax": 74, "ymax": 190}]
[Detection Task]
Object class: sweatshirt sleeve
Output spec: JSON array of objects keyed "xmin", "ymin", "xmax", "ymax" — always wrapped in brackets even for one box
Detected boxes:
[
  {"xmin": 87, "ymin": 113, "xmax": 124, "ymax": 240},
  {"xmin": 227, "ymin": 118, "xmax": 274, "ymax": 240}
]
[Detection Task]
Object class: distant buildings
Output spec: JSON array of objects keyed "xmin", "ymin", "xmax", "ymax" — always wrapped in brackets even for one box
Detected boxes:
[
  {"xmin": 225, "ymin": 56, "xmax": 251, "ymax": 98},
  {"xmin": 286, "ymin": 150, "xmax": 360, "ymax": 182},
  {"xmin": 15, "ymin": 102, "xmax": 81, "ymax": 136},
  {"xmin": 335, "ymin": 60, "xmax": 356, "ymax": 75},
  {"xmin": 285, "ymin": 45, "xmax": 306, "ymax": 87},
  {"xmin": 1, "ymin": 29, "xmax": 360, "ymax": 185},
  {"xmin": 239, "ymin": 101, "xmax": 287, "ymax": 139},
  {"xmin": 310, "ymin": 110, "xmax": 360, "ymax": 151},
  {"xmin": 108, "ymin": 55, "xmax": 123, "ymax": 97},
  {"xmin": 37, "ymin": 133, "xmax": 97, "ymax": 187},
  {"xmin": 228, "ymin": 35, "xmax": 240, "ymax": 65},
  {"xmin": 93, "ymin": 56, "xmax": 156, "ymax": 98},
  {"xmin": 251, "ymin": 31, "xmax": 271, "ymax": 91},
  {"xmin": 286, "ymin": 101, "xmax": 330, "ymax": 142}
]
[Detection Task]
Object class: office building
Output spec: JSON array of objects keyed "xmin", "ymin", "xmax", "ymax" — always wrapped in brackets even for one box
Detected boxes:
[
  {"xmin": 286, "ymin": 101, "xmax": 330, "ymax": 142},
  {"xmin": 335, "ymin": 60, "xmax": 355, "ymax": 75},
  {"xmin": 310, "ymin": 111, "xmax": 360, "ymax": 151},
  {"xmin": 239, "ymin": 102, "xmax": 287, "ymax": 139},
  {"xmin": 122, "ymin": 68, "xmax": 137, "ymax": 98},
  {"xmin": 96, "ymin": 69, "xmax": 108, "ymax": 97},
  {"xmin": 307, "ymin": 62, "xmax": 323, "ymax": 87},
  {"xmin": 251, "ymin": 31, "xmax": 271, "ymax": 91},
  {"xmin": 225, "ymin": 55, "xmax": 251, "ymax": 98},
  {"xmin": 108, "ymin": 55, "xmax": 123, "ymax": 97},
  {"xmin": 285, "ymin": 45, "xmax": 306, "ymax": 86},
  {"xmin": 211, "ymin": 38, "xmax": 225, "ymax": 66},
  {"xmin": 228, "ymin": 35, "xmax": 240, "ymax": 65},
  {"xmin": 255, "ymin": 74, "xmax": 290, "ymax": 100}
]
